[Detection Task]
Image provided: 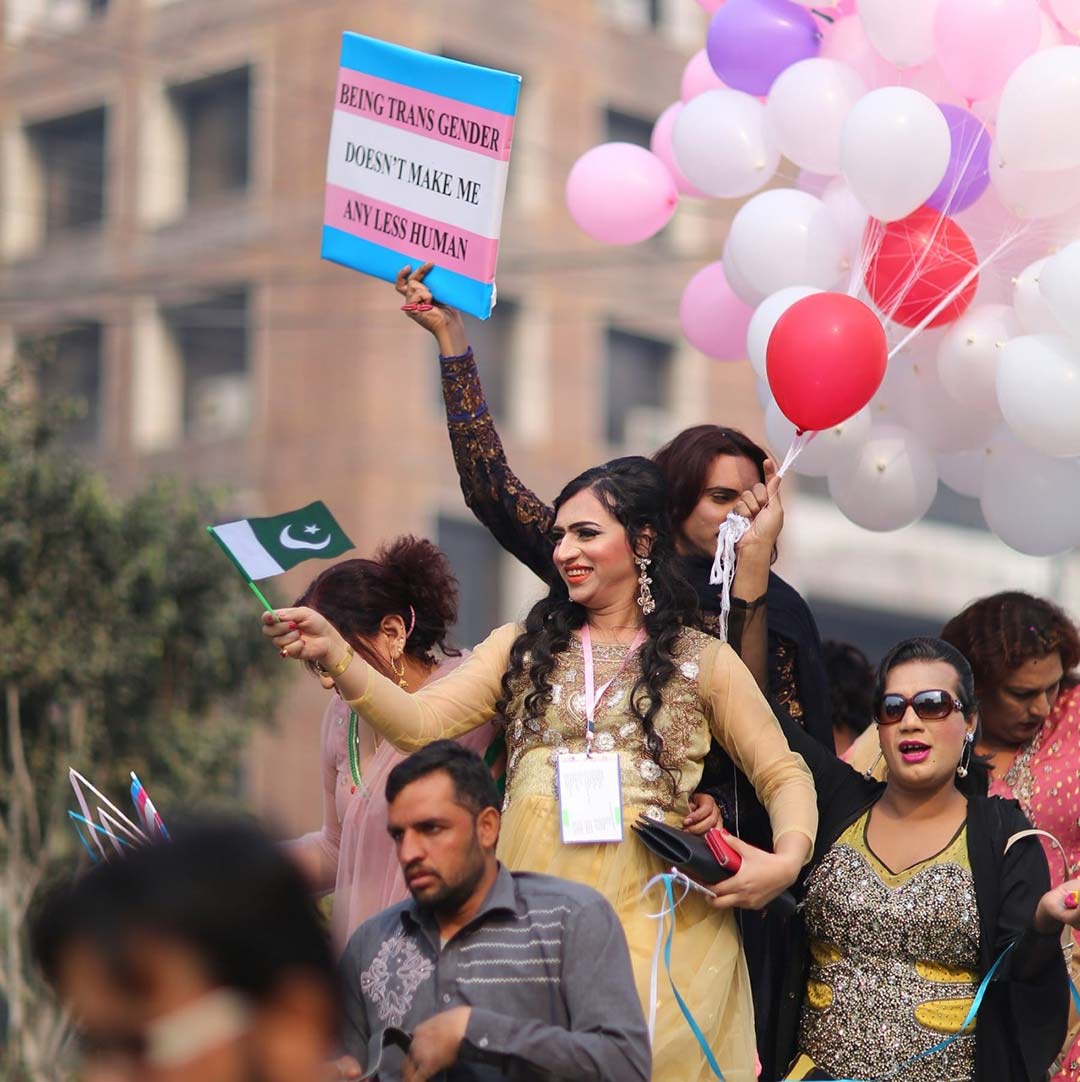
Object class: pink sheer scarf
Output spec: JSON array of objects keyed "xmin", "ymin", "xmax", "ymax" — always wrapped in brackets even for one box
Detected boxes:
[{"xmin": 289, "ymin": 653, "xmax": 495, "ymax": 954}]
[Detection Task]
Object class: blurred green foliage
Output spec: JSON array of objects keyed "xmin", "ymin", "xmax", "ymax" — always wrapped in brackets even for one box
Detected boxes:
[{"xmin": 0, "ymin": 356, "xmax": 284, "ymax": 1080}]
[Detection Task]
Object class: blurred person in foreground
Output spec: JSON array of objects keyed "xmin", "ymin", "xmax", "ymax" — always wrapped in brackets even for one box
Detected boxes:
[
  {"xmin": 31, "ymin": 818, "xmax": 340, "ymax": 1082},
  {"xmin": 848, "ymin": 591, "xmax": 1080, "ymax": 1081},
  {"xmin": 822, "ymin": 640, "xmax": 874, "ymax": 756},
  {"xmin": 339, "ymin": 740, "xmax": 650, "ymax": 1082},
  {"xmin": 284, "ymin": 537, "xmax": 496, "ymax": 952}
]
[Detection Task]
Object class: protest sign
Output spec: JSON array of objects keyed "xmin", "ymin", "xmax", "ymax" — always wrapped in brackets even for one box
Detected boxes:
[{"xmin": 322, "ymin": 33, "xmax": 521, "ymax": 319}]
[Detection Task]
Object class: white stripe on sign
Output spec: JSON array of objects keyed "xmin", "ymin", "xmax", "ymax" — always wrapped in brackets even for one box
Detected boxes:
[
  {"xmin": 325, "ymin": 110, "xmax": 509, "ymax": 237},
  {"xmin": 212, "ymin": 521, "xmax": 284, "ymax": 581}
]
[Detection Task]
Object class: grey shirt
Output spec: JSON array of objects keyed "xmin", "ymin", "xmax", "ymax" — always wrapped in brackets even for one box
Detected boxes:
[{"xmin": 340, "ymin": 865, "xmax": 651, "ymax": 1081}]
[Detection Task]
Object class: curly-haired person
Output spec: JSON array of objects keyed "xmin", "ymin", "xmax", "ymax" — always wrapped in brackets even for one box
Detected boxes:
[{"xmin": 284, "ymin": 537, "xmax": 497, "ymax": 952}]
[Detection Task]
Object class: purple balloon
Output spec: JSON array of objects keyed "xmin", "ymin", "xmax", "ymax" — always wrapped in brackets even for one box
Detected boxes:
[
  {"xmin": 925, "ymin": 105, "xmax": 991, "ymax": 216},
  {"xmin": 706, "ymin": 0, "xmax": 822, "ymax": 97}
]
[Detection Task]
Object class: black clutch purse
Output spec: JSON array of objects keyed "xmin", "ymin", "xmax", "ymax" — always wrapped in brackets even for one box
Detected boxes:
[{"xmin": 631, "ymin": 817, "xmax": 796, "ymax": 917}]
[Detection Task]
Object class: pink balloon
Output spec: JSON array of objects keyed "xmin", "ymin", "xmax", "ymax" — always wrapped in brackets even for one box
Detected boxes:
[
  {"xmin": 565, "ymin": 143, "xmax": 678, "ymax": 245},
  {"xmin": 934, "ymin": 0, "xmax": 1042, "ymax": 101},
  {"xmin": 679, "ymin": 262, "xmax": 754, "ymax": 360},
  {"xmin": 681, "ymin": 49, "xmax": 726, "ymax": 101},
  {"xmin": 696, "ymin": 0, "xmax": 726, "ymax": 12},
  {"xmin": 820, "ymin": 15, "xmax": 896, "ymax": 88},
  {"xmin": 651, "ymin": 103, "xmax": 708, "ymax": 198}
]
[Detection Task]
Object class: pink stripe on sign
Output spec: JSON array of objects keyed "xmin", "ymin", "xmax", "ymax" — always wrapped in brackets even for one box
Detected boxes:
[
  {"xmin": 334, "ymin": 69, "xmax": 513, "ymax": 162},
  {"xmin": 324, "ymin": 184, "xmax": 498, "ymax": 281}
]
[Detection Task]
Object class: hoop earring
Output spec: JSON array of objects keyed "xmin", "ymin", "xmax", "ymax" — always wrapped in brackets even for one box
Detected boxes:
[
  {"xmin": 390, "ymin": 652, "xmax": 409, "ymax": 690},
  {"xmin": 956, "ymin": 731, "xmax": 974, "ymax": 779},
  {"xmin": 636, "ymin": 556, "xmax": 655, "ymax": 617}
]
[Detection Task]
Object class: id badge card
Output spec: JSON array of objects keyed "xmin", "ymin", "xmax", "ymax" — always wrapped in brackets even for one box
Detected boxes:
[{"xmin": 557, "ymin": 752, "xmax": 623, "ymax": 844}]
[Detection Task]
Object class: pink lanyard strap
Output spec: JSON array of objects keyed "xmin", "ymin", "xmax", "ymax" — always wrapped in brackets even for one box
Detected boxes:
[{"xmin": 581, "ymin": 624, "xmax": 648, "ymax": 755}]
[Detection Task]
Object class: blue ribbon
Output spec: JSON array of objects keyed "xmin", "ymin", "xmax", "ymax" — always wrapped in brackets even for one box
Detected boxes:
[
  {"xmin": 827, "ymin": 940, "xmax": 1015, "ymax": 1082},
  {"xmin": 1070, "ymin": 976, "xmax": 1080, "ymax": 1016},
  {"xmin": 661, "ymin": 875, "xmax": 727, "ymax": 1080},
  {"xmin": 68, "ymin": 810, "xmax": 134, "ymax": 863}
]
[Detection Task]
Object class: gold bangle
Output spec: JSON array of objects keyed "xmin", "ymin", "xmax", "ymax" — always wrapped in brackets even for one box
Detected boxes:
[{"xmin": 316, "ymin": 643, "xmax": 354, "ymax": 680}]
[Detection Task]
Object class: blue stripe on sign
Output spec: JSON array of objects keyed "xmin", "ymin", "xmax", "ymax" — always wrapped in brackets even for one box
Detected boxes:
[
  {"xmin": 339, "ymin": 33, "xmax": 521, "ymax": 116},
  {"xmin": 320, "ymin": 226, "xmax": 495, "ymax": 320}
]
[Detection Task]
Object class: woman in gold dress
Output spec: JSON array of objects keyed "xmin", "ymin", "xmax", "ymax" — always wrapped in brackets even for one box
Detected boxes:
[{"xmin": 265, "ymin": 456, "xmax": 818, "ymax": 1082}]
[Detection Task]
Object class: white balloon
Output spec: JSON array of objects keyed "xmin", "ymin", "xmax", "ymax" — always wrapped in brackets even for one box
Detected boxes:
[
  {"xmin": 796, "ymin": 169, "xmax": 833, "ymax": 197},
  {"xmin": 997, "ymin": 47, "xmax": 1080, "ymax": 173},
  {"xmin": 892, "ymin": 357, "xmax": 999, "ymax": 452},
  {"xmin": 828, "ymin": 424, "xmax": 940, "ymax": 531},
  {"xmin": 859, "ymin": 0, "xmax": 938, "ymax": 67},
  {"xmin": 937, "ymin": 448, "xmax": 989, "ymax": 498},
  {"xmin": 765, "ymin": 59, "xmax": 868, "ymax": 175},
  {"xmin": 998, "ymin": 335, "xmax": 1080, "ymax": 457},
  {"xmin": 840, "ymin": 87, "xmax": 951, "ymax": 222},
  {"xmin": 672, "ymin": 90, "xmax": 780, "ymax": 199},
  {"xmin": 1013, "ymin": 258, "xmax": 1067, "ymax": 335},
  {"xmin": 1038, "ymin": 241, "xmax": 1080, "ymax": 341},
  {"xmin": 723, "ymin": 190, "xmax": 847, "ymax": 303},
  {"xmin": 981, "ymin": 442, "xmax": 1080, "ymax": 555},
  {"xmin": 937, "ymin": 304, "xmax": 1019, "ymax": 416},
  {"xmin": 821, "ymin": 179, "xmax": 870, "ymax": 268},
  {"xmin": 937, "ymin": 427, "xmax": 1022, "ymax": 498},
  {"xmin": 765, "ymin": 401, "xmax": 872, "ymax": 477},
  {"xmin": 756, "ymin": 378, "xmax": 774, "ymax": 410},
  {"xmin": 988, "ymin": 141, "xmax": 1080, "ymax": 220},
  {"xmin": 746, "ymin": 287, "xmax": 823, "ymax": 379},
  {"xmin": 722, "ymin": 242, "xmax": 761, "ymax": 306}
]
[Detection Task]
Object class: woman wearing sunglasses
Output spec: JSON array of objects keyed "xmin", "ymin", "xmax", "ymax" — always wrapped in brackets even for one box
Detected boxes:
[{"xmin": 758, "ymin": 636, "xmax": 1075, "ymax": 1082}]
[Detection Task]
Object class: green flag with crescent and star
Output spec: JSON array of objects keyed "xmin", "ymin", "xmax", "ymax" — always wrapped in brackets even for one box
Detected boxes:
[{"xmin": 207, "ymin": 501, "xmax": 354, "ymax": 582}]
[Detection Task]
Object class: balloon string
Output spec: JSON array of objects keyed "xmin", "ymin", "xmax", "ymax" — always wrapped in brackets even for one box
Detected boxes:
[
  {"xmin": 777, "ymin": 430, "xmax": 815, "ymax": 479},
  {"xmin": 886, "ymin": 223, "xmax": 1029, "ymax": 361}
]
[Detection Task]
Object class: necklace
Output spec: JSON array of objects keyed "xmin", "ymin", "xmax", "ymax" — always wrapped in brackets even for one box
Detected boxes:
[{"xmin": 347, "ymin": 711, "xmax": 363, "ymax": 794}]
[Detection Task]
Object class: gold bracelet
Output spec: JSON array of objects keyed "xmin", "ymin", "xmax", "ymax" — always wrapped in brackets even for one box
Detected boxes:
[{"xmin": 315, "ymin": 643, "xmax": 354, "ymax": 680}]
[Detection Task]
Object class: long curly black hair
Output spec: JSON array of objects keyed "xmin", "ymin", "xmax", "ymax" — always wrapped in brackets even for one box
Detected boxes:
[{"xmin": 493, "ymin": 457, "xmax": 700, "ymax": 796}]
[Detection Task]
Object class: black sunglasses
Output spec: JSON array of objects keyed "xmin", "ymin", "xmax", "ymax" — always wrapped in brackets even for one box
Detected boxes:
[{"xmin": 877, "ymin": 689, "xmax": 966, "ymax": 725}]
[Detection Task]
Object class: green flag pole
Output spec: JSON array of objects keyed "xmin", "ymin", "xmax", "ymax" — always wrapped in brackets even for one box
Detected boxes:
[
  {"xmin": 246, "ymin": 580, "xmax": 276, "ymax": 615},
  {"xmin": 205, "ymin": 526, "xmax": 276, "ymax": 615}
]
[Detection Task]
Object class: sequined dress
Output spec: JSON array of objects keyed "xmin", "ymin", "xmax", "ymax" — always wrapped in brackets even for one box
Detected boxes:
[
  {"xmin": 797, "ymin": 810, "xmax": 980, "ymax": 1082},
  {"xmin": 346, "ymin": 622, "xmax": 819, "ymax": 1082}
]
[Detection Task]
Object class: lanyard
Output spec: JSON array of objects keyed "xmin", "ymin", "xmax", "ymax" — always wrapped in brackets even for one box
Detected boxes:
[{"xmin": 580, "ymin": 624, "xmax": 647, "ymax": 755}]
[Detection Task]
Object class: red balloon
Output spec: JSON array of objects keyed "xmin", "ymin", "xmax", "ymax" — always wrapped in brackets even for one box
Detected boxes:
[
  {"xmin": 864, "ymin": 208, "xmax": 978, "ymax": 329},
  {"xmin": 766, "ymin": 293, "xmax": 887, "ymax": 433}
]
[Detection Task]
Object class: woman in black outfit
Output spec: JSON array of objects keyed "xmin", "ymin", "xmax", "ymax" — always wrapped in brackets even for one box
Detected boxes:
[{"xmin": 759, "ymin": 636, "xmax": 1074, "ymax": 1082}]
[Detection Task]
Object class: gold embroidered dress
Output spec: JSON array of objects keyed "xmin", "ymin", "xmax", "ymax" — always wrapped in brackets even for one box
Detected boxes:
[
  {"xmin": 347, "ymin": 622, "xmax": 818, "ymax": 1082},
  {"xmin": 797, "ymin": 810, "xmax": 980, "ymax": 1082}
]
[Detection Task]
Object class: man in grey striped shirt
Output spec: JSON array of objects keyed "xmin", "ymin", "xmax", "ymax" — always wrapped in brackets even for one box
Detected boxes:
[{"xmin": 339, "ymin": 740, "xmax": 651, "ymax": 1082}]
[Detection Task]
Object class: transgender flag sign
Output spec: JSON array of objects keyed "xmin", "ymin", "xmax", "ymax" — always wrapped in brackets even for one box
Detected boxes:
[{"xmin": 322, "ymin": 34, "xmax": 521, "ymax": 320}]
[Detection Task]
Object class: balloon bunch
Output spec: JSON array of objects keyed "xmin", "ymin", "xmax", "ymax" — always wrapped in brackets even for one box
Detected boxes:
[{"xmin": 565, "ymin": 0, "xmax": 1080, "ymax": 556}]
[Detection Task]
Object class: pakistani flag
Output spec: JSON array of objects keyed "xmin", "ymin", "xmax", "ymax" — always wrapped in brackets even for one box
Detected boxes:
[{"xmin": 208, "ymin": 501, "xmax": 354, "ymax": 581}]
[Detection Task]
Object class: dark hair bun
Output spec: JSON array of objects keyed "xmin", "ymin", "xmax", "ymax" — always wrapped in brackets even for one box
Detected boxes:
[{"xmin": 376, "ymin": 536, "xmax": 459, "ymax": 653}]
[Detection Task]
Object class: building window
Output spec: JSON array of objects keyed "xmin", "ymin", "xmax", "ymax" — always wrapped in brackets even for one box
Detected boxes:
[
  {"xmin": 604, "ymin": 107, "xmax": 653, "ymax": 149},
  {"xmin": 436, "ymin": 514, "xmax": 504, "ymax": 650},
  {"xmin": 26, "ymin": 107, "xmax": 106, "ymax": 237},
  {"xmin": 170, "ymin": 68, "xmax": 250, "ymax": 206},
  {"xmin": 20, "ymin": 322, "xmax": 103, "ymax": 446},
  {"xmin": 457, "ymin": 300, "xmax": 519, "ymax": 419},
  {"xmin": 605, "ymin": 327, "xmax": 672, "ymax": 446},
  {"xmin": 163, "ymin": 290, "xmax": 250, "ymax": 441}
]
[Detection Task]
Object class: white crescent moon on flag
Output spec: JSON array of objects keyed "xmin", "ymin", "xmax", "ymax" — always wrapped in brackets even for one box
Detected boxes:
[{"xmin": 279, "ymin": 525, "xmax": 333, "ymax": 550}]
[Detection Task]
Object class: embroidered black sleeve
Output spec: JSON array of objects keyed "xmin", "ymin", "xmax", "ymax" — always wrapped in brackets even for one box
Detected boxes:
[{"xmin": 440, "ymin": 349, "xmax": 555, "ymax": 581}]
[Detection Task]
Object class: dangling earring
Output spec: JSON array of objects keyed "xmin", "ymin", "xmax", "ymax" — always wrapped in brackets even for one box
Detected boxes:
[
  {"xmin": 863, "ymin": 748, "xmax": 884, "ymax": 781},
  {"xmin": 636, "ymin": 556, "xmax": 655, "ymax": 616},
  {"xmin": 390, "ymin": 652, "xmax": 409, "ymax": 689},
  {"xmin": 956, "ymin": 731, "xmax": 975, "ymax": 778}
]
